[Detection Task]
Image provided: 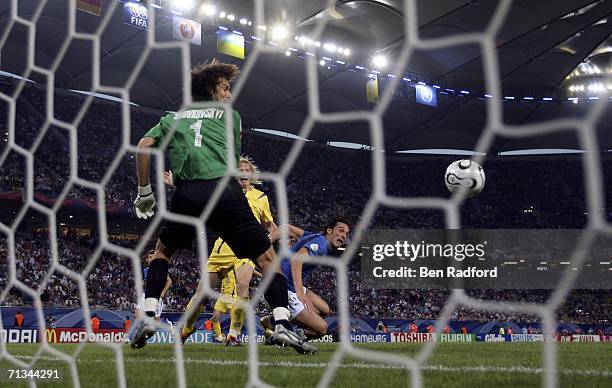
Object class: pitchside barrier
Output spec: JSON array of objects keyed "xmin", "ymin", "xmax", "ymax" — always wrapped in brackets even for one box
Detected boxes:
[
  {"xmin": 2, "ymin": 328, "xmax": 609, "ymax": 344},
  {"xmin": 2, "ymin": 307, "xmax": 610, "ymax": 338}
]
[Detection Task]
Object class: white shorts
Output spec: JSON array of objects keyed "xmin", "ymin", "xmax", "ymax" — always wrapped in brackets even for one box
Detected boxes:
[
  {"xmin": 137, "ymin": 294, "xmax": 164, "ymax": 318},
  {"xmin": 288, "ymin": 287, "xmax": 307, "ymax": 320}
]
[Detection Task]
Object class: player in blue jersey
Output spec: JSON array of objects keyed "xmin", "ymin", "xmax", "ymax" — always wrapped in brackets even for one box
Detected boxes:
[{"xmin": 262, "ymin": 218, "xmax": 350, "ymax": 340}]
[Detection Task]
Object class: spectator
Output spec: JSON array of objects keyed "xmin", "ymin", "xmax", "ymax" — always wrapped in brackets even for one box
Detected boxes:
[
  {"xmin": 124, "ymin": 316, "xmax": 132, "ymax": 333},
  {"xmin": 91, "ymin": 314, "xmax": 100, "ymax": 331},
  {"xmin": 46, "ymin": 314, "xmax": 56, "ymax": 328},
  {"xmin": 0, "ymin": 81, "xmax": 610, "ymax": 328},
  {"xmin": 376, "ymin": 321, "xmax": 388, "ymax": 333},
  {"xmin": 409, "ymin": 322, "xmax": 418, "ymax": 334},
  {"xmin": 204, "ymin": 319, "xmax": 213, "ymax": 332},
  {"xmin": 14, "ymin": 311, "xmax": 24, "ymax": 328}
]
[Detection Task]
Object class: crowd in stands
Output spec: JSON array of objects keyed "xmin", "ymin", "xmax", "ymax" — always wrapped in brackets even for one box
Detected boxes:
[
  {"xmin": 1, "ymin": 228, "xmax": 610, "ymax": 324},
  {"xmin": 0, "ymin": 81, "xmax": 611, "ymax": 324}
]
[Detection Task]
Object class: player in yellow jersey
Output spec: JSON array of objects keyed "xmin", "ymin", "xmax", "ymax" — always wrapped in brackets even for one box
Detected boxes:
[
  {"xmin": 164, "ymin": 156, "xmax": 277, "ymax": 345},
  {"xmin": 210, "ymin": 265, "xmax": 262, "ymax": 342}
]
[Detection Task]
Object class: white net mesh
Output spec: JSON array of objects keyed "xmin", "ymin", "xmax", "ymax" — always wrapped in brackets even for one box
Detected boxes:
[{"xmin": 0, "ymin": 0, "xmax": 610, "ymax": 387}]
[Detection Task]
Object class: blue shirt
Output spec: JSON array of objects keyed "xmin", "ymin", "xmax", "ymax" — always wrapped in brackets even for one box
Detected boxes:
[{"xmin": 280, "ymin": 231, "xmax": 329, "ymax": 292}]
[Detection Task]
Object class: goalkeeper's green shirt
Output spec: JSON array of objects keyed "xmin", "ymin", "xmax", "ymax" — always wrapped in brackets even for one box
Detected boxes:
[{"xmin": 144, "ymin": 105, "xmax": 242, "ymax": 181}]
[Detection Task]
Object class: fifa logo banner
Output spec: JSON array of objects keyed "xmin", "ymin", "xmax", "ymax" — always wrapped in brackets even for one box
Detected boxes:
[
  {"xmin": 173, "ymin": 16, "xmax": 202, "ymax": 45},
  {"xmin": 415, "ymin": 84, "xmax": 437, "ymax": 107},
  {"xmin": 123, "ymin": 2, "xmax": 149, "ymax": 30}
]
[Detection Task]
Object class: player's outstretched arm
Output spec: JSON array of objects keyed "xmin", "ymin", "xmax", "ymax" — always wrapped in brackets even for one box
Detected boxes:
[
  {"xmin": 287, "ymin": 224, "xmax": 304, "ymax": 239},
  {"xmin": 136, "ymin": 137, "xmax": 155, "ymax": 186},
  {"xmin": 263, "ymin": 220, "xmax": 278, "ymax": 234},
  {"xmin": 269, "ymin": 224, "xmax": 304, "ymax": 243},
  {"xmin": 134, "ymin": 137, "xmax": 157, "ymax": 219}
]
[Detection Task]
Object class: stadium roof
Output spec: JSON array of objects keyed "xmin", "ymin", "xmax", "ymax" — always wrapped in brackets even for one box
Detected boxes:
[{"xmin": 1, "ymin": 0, "xmax": 611, "ymax": 153}]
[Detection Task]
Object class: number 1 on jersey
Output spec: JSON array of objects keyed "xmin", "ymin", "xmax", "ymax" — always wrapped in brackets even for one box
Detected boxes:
[{"xmin": 190, "ymin": 120, "xmax": 203, "ymax": 147}]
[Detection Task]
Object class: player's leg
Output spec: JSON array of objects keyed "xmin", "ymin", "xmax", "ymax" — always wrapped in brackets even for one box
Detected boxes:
[
  {"xmin": 130, "ymin": 239, "xmax": 177, "ymax": 349},
  {"xmin": 208, "ymin": 180, "xmax": 314, "ymax": 353},
  {"xmin": 210, "ymin": 302, "xmax": 227, "ymax": 342},
  {"xmin": 132, "ymin": 183, "xmax": 199, "ymax": 349},
  {"xmin": 293, "ymin": 310, "xmax": 328, "ymax": 339},
  {"xmin": 305, "ymin": 289, "xmax": 330, "ymax": 317},
  {"xmin": 135, "ymin": 293, "xmax": 146, "ymax": 320},
  {"xmin": 144, "ymin": 239, "xmax": 175, "ymax": 314},
  {"xmin": 253, "ymin": 248, "xmax": 292, "ymax": 329},
  {"xmin": 292, "ymin": 290, "xmax": 328, "ymax": 339},
  {"xmin": 290, "ymin": 288, "xmax": 329, "ymax": 339},
  {"xmin": 251, "ymin": 248, "xmax": 317, "ymax": 352},
  {"xmin": 262, "ymin": 288, "xmax": 328, "ymax": 339},
  {"xmin": 227, "ymin": 260, "xmax": 254, "ymax": 343},
  {"xmin": 154, "ymin": 297, "xmax": 164, "ymax": 322},
  {"xmin": 182, "ymin": 238, "xmax": 234, "ymax": 342},
  {"xmin": 181, "ymin": 270, "xmax": 222, "ymax": 342}
]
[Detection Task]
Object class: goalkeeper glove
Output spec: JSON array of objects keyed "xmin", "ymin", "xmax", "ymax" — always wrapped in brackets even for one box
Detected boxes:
[{"xmin": 134, "ymin": 184, "xmax": 156, "ymax": 219}]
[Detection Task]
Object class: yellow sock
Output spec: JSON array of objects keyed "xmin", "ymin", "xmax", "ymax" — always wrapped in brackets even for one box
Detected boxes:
[
  {"xmin": 213, "ymin": 321, "xmax": 222, "ymax": 338},
  {"xmin": 184, "ymin": 296, "xmax": 203, "ymax": 329},
  {"xmin": 229, "ymin": 296, "xmax": 248, "ymax": 337}
]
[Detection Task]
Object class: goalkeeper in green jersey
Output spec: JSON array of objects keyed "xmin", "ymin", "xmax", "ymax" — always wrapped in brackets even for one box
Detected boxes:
[{"xmin": 130, "ymin": 60, "xmax": 313, "ymax": 354}]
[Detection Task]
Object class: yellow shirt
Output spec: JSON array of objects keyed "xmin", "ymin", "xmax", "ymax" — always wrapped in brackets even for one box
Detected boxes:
[{"xmin": 244, "ymin": 187, "xmax": 273, "ymax": 225}]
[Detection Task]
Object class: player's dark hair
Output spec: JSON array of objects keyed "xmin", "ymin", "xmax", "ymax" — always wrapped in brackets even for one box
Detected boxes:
[
  {"xmin": 323, "ymin": 217, "xmax": 351, "ymax": 235},
  {"xmin": 191, "ymin": 59, "xmax": 240, "ymax": 101}
]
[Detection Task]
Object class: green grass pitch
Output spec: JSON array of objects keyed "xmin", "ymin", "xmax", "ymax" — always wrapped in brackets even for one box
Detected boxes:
[{"xmin": 1, "ymin": 342, "xmax": 610, "ymax": 387}]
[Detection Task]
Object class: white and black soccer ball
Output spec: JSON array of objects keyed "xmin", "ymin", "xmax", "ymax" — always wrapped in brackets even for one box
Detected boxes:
[{"xmin": 444, "ymin": 160, "xmax": 485, "ymax": 198}]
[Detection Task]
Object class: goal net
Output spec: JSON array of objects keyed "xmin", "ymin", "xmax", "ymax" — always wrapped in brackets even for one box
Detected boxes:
[{"xmin": 0, "ymin": 0, "xmax": 610, "ymax": 387}]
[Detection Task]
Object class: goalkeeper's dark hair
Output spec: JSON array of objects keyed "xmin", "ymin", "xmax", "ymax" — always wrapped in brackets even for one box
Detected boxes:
[{"xmin": 191, "ymin": 59, "xmax": 240, "ymax": 101}]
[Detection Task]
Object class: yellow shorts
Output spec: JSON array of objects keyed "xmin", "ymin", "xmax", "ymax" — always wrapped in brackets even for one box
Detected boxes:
[
  {"xmin": 213, "ymin": 294, "xmax": 234, "ymax": 313},
  {"xmin": 207, "ymin": 238, "xmax": 236, "ymax": 272},
  {"xmin": 207, "ymin": 253, "xmax": 236, "ymax": 274},
  {"xmin": 208, "ymin": 239, "xmax": 245, "ymax": 273}
]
